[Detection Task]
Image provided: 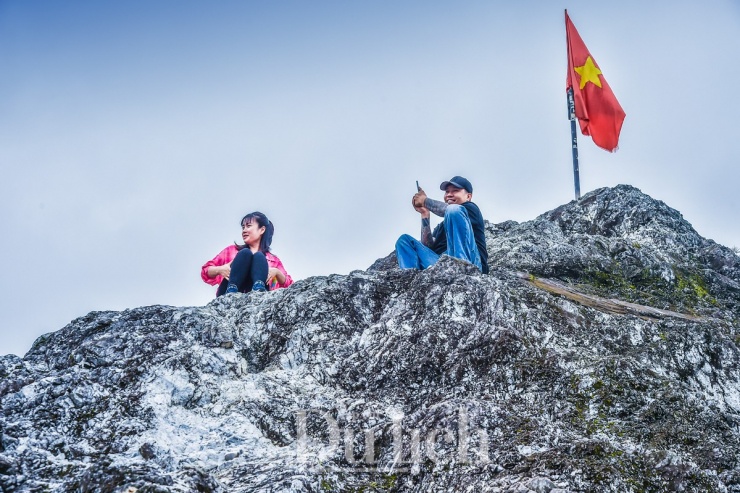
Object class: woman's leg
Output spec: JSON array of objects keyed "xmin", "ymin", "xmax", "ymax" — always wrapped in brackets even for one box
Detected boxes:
[
  {"xmin": 226, "ymin": 249, "xmax": 255, "ymax": 293},
  {"xmin": 249, "ymin": 251, "xmax": 269, "ymax": 292},
  {"xmin": 216, "ymin": 279, "xmax": 229, "ymax": 297}
]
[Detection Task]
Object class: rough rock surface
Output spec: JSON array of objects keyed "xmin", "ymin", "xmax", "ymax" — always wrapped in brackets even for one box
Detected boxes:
[
  {"xmin": 2, "ymin": 185, "xmax": 739, "ymax": 492},
  {"xmin": 485, "ymin": 185, "xmax": 740, "ymax": 317}
]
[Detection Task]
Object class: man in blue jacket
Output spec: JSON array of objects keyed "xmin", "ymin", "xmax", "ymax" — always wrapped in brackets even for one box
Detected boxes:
[{"xmin": 396, "ymin": 176, "xmax": 489, "ymax": 274}]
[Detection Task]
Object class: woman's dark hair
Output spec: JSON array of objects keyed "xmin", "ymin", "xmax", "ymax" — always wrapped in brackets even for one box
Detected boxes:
[{"xmin": 235, "ymin": 211, "xmax": 274, "ymax": 253}]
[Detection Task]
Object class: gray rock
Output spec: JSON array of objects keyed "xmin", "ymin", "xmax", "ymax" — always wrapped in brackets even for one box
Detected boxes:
[
  {"xmin": 526, "ymin": 477, "xmax": 556, "ymax": 493},
  {"xmin": 486, "ymin": 184, "xmax": 740, "ymax": 316},
  {"xmin": 1, "ymin": 185, "xmax": 739, "ymax": 492}
]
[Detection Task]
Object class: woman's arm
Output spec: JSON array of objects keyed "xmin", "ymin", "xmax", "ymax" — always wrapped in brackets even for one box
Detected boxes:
[
  {"xmin": 267, "ymin": 254, "xmax": 293, "ymax": 289},
  {"xmin": 207, "ymin": 264, "xmax": 231, "ymax": 281},
  {"xmin": 268, "ymin": 267, "xmax": 285, "ymax": 284},
  {"xmin": 201, "ymin": 246, "xmax": 237, "ymax": 286}
]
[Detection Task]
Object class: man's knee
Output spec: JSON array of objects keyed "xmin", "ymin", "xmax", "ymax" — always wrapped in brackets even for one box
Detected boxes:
[
  {"xmin": 445, "ymin": 204, "xmax": 472, "ymax": 226},
  {"xmin": 445, "ymin": 204, "xmax": 475, "ymax": 243},
  {"xmin": 444, "ymin": 204, "xmax": 464, "ymax": 218},
  {"xmin": 396, "ymin": 234, "xmax": 415, "ymax": 249}
]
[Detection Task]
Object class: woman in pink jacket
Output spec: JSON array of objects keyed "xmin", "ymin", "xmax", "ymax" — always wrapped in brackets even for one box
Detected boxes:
[{"xmin": 201, "ymin": 211, "xmax": 293, "ymax": 296}]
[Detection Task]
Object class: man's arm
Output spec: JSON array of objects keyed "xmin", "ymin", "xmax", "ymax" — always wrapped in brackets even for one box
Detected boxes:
[
  {"xmin": 424, "ymin": 197, "xmax": 448, "ymax": 217},
  {"xmin": 413, "ymin": 189, "xmax": 447, "ymax": 218},
  {"xmin": 420, "ymin": 215, "xmax": 433, "ymax": 246},
  {"xmin": 413, "ymin": 189, "xmax": 434, "ymax": 246}
]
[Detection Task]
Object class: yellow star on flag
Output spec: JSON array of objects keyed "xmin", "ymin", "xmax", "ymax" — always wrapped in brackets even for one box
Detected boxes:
[{"xmin": 574, "ymin": 56, "xmax": 602, "ymax": 89}]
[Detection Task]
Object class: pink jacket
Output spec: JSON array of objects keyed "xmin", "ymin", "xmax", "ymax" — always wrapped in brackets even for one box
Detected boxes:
[{"xmin": 201, "ymin": 245, "xmax": 293, "ymax": 291}]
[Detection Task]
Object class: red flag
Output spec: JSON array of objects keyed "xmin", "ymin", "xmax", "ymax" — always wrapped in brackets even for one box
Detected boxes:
[{"xmin": 565, "ymin": 10, "xmax": 625, "ymax": 152}]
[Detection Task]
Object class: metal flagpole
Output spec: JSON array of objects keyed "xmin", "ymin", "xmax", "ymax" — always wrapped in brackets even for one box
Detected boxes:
[{"xmin": 567, "ymin": 87, "xmax": 581, "ymax": 200}]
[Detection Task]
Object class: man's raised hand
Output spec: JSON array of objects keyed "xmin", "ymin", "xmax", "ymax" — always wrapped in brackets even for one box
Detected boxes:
[
  {"xmin": 413, "ymin": 188, "xmax": 427, "ymax": 208},
  {"xmin": 412, "ymin": 189, "xmax": 429, "ymax": 216}
]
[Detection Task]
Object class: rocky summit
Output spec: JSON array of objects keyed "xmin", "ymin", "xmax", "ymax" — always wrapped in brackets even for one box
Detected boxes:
[{"xmin": 2, "ymin": 184, "xmax": 740, "ymax": 493}]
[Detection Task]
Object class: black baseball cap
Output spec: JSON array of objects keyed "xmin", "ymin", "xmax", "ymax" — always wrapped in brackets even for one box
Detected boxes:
[{"xmin": 439, "ymin": 176, "xmax": 473, "ymax": 193}]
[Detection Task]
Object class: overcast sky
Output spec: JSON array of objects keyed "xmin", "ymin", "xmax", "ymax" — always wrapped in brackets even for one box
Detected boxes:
[{"xmin": 1, "ymin": 0, "xmax": 738, "ymax": 357}]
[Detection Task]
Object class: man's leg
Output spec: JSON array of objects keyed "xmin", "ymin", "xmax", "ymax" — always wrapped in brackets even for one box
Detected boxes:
[
  {"xmin": 395, "ymin": 234, "xmax": 440, "ymax": 270},
  {"xmin": 444, "ymin": 204, "xmax": 482, "ymax": 271}
]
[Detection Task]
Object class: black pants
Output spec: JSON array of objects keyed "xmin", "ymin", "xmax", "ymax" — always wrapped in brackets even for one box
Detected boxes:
[{"xmin": 216, "ymin": 249, "xmax": 269, "ymax": 296}]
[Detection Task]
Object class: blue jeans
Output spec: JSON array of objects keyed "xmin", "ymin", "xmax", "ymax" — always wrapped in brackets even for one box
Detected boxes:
[{"xmin": 395, "ymin": 204, "xmax": 482, "ymax": 271}]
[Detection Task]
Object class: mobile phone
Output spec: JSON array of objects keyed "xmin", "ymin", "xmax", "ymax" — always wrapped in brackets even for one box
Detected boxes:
[{"xmin": 416, "ymin": 180, "xmax": 420, "ymax": 191}]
